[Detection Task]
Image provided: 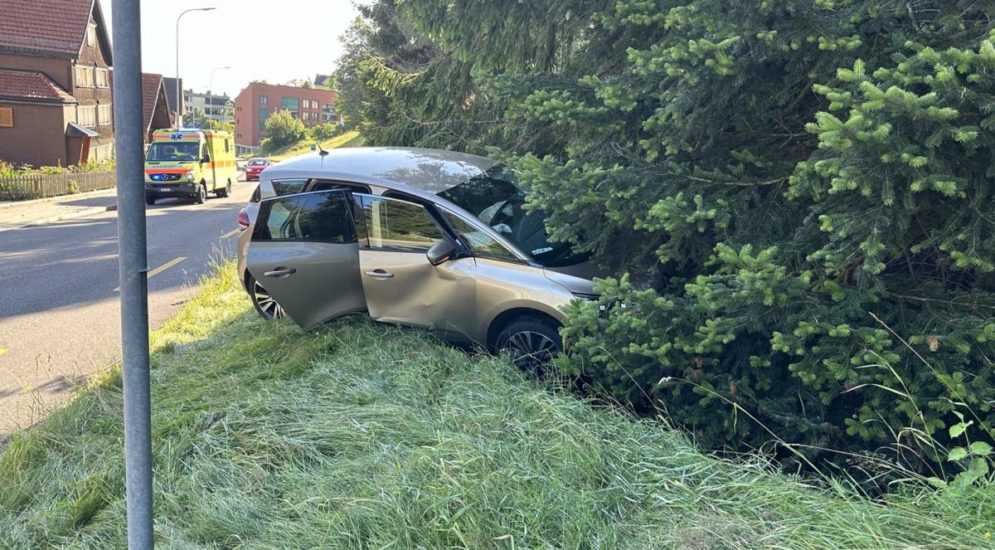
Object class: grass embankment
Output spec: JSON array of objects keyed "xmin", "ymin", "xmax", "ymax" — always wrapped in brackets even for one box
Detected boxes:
[
  {"xmin": 263, "ymin": 130, "xmax": 363, "ymax": 162},
  {"xmin": 1, "ymin": 263, "xmax": 993, "ymax": 548}
]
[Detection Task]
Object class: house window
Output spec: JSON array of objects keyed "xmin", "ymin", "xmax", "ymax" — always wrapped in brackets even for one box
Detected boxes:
[
  {"xmin": 78, "ymin": 105, "xmax": 97, "ymax": 127},
  {"xmin": 0, "ymin": 107, "xmax": 12, "ymax": 127},
  {"xmin": 75, "ymin": 65, "xmax": 93, "ymax": 87},
  {"xmin": 87, "ymin": 23, "xmax": 96, "ymax": 47},
  {"xmin": 95, "ymin": 69, "xmax": 109, "ymax": 88},
  {"xmin": 259, "ymin": 95, "xmax": 268, "ymax": 106},
  {"xmin": 98, "ymin": 104, "xmax": 112, "ymax": 125},
  {"xmin": 281, "ymin": 97, "xmax": 299, "ymax": 117},
  {"xmin": 258, "ymin": 107, "xmax": 268, "ymax": 121}
]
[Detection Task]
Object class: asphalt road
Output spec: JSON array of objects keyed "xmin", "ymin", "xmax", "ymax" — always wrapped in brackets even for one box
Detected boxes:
[{"xmin": 0, "ymin": 180, "xmax": 256, "ymax": 438}]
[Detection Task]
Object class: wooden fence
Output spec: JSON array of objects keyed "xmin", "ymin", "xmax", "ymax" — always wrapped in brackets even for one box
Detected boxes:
[{"xmin": 0, "ymin": 170, "xmax": 116, "ymax": 201}]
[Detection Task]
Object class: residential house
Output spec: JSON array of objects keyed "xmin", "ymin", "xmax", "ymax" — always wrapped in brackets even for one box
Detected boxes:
[
  {"xmin": 162, "ymin": 76, "xmax": 183, "ymax": 124},
  {"xmin": 233, "ymin": 82, "xmax": 340, "ymax": 155},
  {"xmin": 183, "ymin": 89, "xmax": 231, "ymax": 125},
  {"xmin": 141, "ymin": 73, "xmax": 173, "ymax": 142},
  {"xmin": 0, "ymin": 0, "xmax": 114, "ymax": 167}
]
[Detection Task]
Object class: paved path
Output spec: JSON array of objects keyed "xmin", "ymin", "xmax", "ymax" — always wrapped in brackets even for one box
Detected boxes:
[{"xmin": 0, "ymin": 181, "xmax": 256, "ymax": 438}]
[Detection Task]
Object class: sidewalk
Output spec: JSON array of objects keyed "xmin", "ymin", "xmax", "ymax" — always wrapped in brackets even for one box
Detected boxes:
[{"xmin": 0, "ymin": 188, "xmax": 119, "ymax": 232}]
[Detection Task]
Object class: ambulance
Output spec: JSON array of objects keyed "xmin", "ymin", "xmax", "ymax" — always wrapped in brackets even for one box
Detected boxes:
[{"xmin": 144, "ymin": 129, "xmax": 238, "ymax": 205}]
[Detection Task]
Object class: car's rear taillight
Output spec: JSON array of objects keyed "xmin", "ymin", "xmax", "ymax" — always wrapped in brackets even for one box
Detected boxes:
[{"xmin": 237, "ymin": 208, "xmax": 250, "ymax": 229}]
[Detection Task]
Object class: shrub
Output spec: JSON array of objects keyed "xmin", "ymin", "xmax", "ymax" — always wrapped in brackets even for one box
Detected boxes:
[
  {"xmin": 310, "ymin": 123, "xmax": 340, "ymax": 141},
  {"xmin": 262, "ymin": 110, "xmax": 307, "ymax": 151}
]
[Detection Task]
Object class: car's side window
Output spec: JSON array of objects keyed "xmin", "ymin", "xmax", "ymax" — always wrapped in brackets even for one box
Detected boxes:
[
  {"xmin": 271, "ymin": 179, "xmax": 308, "ymax": 196},
  {"xmin": 354, "ymin": 195, "xmax": 446, "ymax": 252},
  {"xmin": 440, "ymin": 208, "xmax": 519, "ymax": 262},
  {"xmin": 253, "ymin": 191, "xmax": 355, "ymax": 244}
]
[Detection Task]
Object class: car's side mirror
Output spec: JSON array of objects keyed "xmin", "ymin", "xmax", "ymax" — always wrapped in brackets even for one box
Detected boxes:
[
  {"xmin": 427, "ymin": 238, "xmax": 458, "ymax": 266},
  {"xmin": 201, "ymin": 156, "xmax": 210, "ymax": 164}
]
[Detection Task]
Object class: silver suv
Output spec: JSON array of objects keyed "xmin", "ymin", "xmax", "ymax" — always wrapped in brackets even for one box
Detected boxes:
[{"xmin": 236, "ymin": 147, "xmax": 597, "ymax": 367}]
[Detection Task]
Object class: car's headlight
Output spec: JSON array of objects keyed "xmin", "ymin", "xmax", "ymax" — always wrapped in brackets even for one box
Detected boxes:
[{"xmin": 185, "ymin": 171, "xmax": 195, "ymax": 182}]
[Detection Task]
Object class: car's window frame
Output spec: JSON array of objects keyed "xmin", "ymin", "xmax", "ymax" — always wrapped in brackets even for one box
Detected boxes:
[
  {"xmin": 270, "ymin": 178, "xmax": 308, "ymax": 196},
  {"xmin": 304, "ymin": 179, "xmax": 372, "ymax": 195},
  {"xmin": 437, "ymin": 206, "xmax": 524, "ymax": 264},
  {"xmin": 351, "ymin": 193, "xmax": 449, "ymax": 253},
  {"xmin": 252, "ymin": 189, "xmax": 357, "ymax": 245}
]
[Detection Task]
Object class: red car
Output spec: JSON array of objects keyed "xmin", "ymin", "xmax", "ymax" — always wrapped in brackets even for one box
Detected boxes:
[{"xmin": 244, "ymin": 157, "xmax": 271, "ymax": 181}]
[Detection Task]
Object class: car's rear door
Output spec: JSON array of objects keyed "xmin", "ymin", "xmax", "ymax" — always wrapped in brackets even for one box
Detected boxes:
[
  {"xmin": 352, "ymin": 193, "xmax": 478, "ymax": 342},
  {"xmin": 246, "ymin": 190, "xmax": 366, "ymax": 330}
]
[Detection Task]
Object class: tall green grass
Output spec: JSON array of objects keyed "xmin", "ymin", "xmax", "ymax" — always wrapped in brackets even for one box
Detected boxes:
[{"xmin": 1, "ymin": 262, "xmax": 993, "ymax": 548}]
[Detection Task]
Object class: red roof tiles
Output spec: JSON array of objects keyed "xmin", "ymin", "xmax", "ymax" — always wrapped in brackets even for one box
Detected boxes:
[
  {"xmin": 0, "ymin": 0, "xmax": 99, "ymax": 57},
  {"xmin": 0, "ymin": 69, "xmax": 76, "ymax": 102},
  {"xmin": 142, "ymin": 73, "xmax": 164, "ymax": 131}
]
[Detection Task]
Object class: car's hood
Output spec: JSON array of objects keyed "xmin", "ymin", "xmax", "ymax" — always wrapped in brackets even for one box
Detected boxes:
[{"xmin": 542, "ymin": 262, "xmax": 603, "ymax": 296}]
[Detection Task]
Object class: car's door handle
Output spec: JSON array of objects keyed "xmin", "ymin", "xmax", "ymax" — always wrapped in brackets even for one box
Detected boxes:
[
  {"xmin": 364, "ymin": 269, "xmax": 394, "ymax": 279},
  {"xmin": 264, "ymin": 267, "xmax": 297, "ymax": 278}
]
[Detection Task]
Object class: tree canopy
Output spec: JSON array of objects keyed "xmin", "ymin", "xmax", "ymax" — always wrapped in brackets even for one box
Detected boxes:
[{"xmin": 333, "ymin": 0, "xmax": 995, "ymax": 475}]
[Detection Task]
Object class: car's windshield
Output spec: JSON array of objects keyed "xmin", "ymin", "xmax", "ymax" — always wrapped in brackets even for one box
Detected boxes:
[
  {"xmin": 147, "ymin": 142, "xmax": 199, "ymax": 162},
  {"xmin": 437, "ymin": 166, "xmax": 582, "ymax": 267},
  {"xmin": 248, "ymin": 158, "xmax": 267, "ymax": 166}
]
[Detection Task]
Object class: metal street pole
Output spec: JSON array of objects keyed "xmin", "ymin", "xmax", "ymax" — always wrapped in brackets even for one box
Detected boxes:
[
  {"xmin": 175, "ymin": 7, "xmax": 215, "ymax": 128},
  {"xmin": 209, "ymin": 66, "xmax": 231, "ymax": 123},
  {"xmin": 111, "ymin": 0, "xmax": 153, "ymax": 547}
]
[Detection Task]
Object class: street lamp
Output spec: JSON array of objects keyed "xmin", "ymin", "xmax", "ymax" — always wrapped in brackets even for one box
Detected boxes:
[
  {"xmin": 208, "ymin": 65, "xmax": 231, "ymax": 124},
  {"xmin": 175, "ymin": 7, "xmax": 215, "ymax": 128}
]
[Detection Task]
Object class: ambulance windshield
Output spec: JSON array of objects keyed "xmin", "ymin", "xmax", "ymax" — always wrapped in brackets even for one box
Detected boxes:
[{"xmin": 147, "ymin": 142, "xmax": 200, "ymax": 162}]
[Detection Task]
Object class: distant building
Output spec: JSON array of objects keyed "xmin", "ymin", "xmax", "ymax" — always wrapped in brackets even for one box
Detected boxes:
[
  {"xmin": 162, "ymin": 77, "xmax": 183, "ymax": 123},
  {"xmin": 141, "ymin": 73, "xmax": 173, "ymax": 142},
  {"xmin": 0, "ymin": 0, "xmax": 114, "ymax": 167},
  {"xmin": 233, "ymin": 82, "xmax": 340, "ymax": 155},
  {"xmin": 313, "ymin": 74, "xmax": 331, "ymax": 87},
  {"xmin": 183, "ymin": 89, "xmax": 230, "ymax": 125}
]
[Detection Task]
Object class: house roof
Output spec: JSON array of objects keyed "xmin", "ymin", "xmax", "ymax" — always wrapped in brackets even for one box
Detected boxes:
[
  {"xmin": 66, "ymin": 121, "xmax": 99, "ymax": 138},
  {"xmin": 0, "ymin": 0, "xmax": 112, "ymax": 61},
  {"xmin": 142, "ymin": 73, "xmax": 164, "ymax": 132},
  {"xmin": 0, "ymin": 69, "xmax": 76, "ymax": 102}
]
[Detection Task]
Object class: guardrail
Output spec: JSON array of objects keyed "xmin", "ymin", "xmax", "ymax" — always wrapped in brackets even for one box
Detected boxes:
[{"xmin": 0, "ymin": 170, "xmax": 117, "ymax": 201}]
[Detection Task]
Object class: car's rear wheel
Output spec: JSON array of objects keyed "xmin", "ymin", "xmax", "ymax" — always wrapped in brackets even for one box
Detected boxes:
[
  {"xmin": 215, "ymin": 179, "xmax": 232, "ymax": 198},
  {"xmin": 247, "ymin": 274, "xmax": 285, "ymax": 320},
  {"xmin": 496, "ymin": 317, "xmax": 562, "ymax": 375}
]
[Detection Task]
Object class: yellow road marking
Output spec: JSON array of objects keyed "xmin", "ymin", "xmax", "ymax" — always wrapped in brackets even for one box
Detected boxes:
[
  {"xmin": 147, "ymin": 256, "xmax": 186, "ymax": 278},
  {"xmin": 0, "ymin": 346, "xmax": 7, "ymax": 358},
  {"xmin": 113, "ymin": 256, "xmax": 187, "ymax": 292},
  {"xmin": 220, "ymin": 228, "xmax": 240, "ymax": 239}
]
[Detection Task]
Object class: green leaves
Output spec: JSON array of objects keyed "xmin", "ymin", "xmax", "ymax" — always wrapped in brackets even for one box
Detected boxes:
[{"xmin": 334, "ymin": 0, "xmax": 995, "ymax": 475}]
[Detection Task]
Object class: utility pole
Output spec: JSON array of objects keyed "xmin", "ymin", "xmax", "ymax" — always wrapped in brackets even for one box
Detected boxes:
[{"xmin": 111, "ymin": 0, "xmax": 154, "ymax": 547}]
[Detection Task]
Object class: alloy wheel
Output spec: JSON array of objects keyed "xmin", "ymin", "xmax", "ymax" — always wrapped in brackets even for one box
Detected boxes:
[
  {"xmin": 252, "ymin": 279, "xmax": 285, "ymax": 320},
  {"xmin": 504, "ymin": 330, "xmax": 558, "ymax": 371}
]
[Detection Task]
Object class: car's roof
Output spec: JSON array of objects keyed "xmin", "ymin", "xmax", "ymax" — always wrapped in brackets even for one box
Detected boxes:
[{"xmin": 260, "ymin": 147, "xmax": 496, "ymax": 194}]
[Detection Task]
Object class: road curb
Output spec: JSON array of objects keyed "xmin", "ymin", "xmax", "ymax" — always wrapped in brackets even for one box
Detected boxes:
[{"xmin": 0, "ymin": 204, "xmax": 119, "ymax": 233}]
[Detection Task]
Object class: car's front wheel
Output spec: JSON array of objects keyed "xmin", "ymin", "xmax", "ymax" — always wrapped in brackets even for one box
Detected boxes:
[
  {"xmin": 194, "ymin": 183, "xmax": 207, "ymax": 204},
  {"xmin": 247, "ymin": 274, "xmax": 285, "ymax": 320},
  {"xmin": 496, "ymin": 317, "xmax": 562, "ymax": 375}
]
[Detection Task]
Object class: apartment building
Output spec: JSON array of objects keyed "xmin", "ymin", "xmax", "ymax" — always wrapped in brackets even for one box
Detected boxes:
[
  {"xmin": 183, "ymin": 89, "xmax": 231, "ymax": 124},
  {"xmin": 233, "ymin": 82, "xmax": 340, "ymax": 154}
]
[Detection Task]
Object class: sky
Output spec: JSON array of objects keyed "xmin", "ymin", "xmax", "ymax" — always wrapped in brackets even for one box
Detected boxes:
[{"xmin": 102, "ymin": 0, "xmax": 364, "ymax": 99}]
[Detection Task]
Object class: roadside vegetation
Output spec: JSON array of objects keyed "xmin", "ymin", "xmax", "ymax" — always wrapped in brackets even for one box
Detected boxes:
[
  {"xmin": 332, "ymin": 0, "xmax": 995, "ymax": 477},
  {"xmin": 1, "ymin": 263, "xmax": 993, "ymax": 548},
  {"xmin": 261, "ymin": 129, "xmax": 363, "ymax": 161}
]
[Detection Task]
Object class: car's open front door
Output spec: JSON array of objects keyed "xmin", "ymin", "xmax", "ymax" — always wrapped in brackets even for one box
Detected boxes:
[
  {"xmin": 352, "ymin": 193, "xmax": 478, "ymax": 342},
  {"xmin": 246, "ymin": 190, "xmax": 365, "ymax": 330}
]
